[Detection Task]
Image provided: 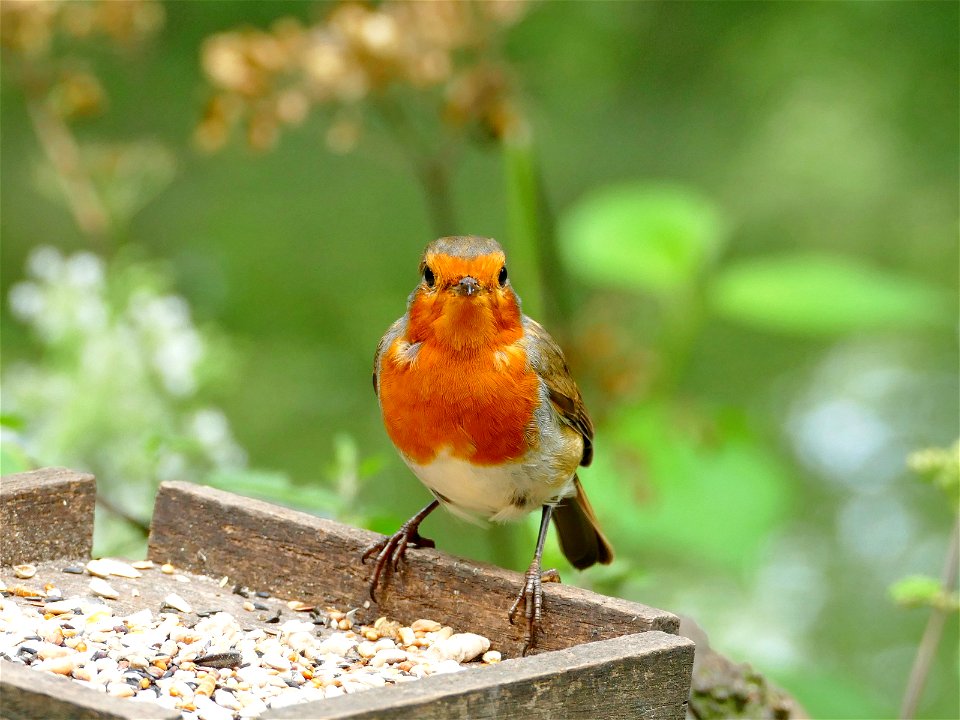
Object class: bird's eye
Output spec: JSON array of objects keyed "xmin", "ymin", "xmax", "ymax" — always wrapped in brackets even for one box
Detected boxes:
[
  {"xmin": 498, "ymin": 265, "xmax": 508, "ymax": 286},
  {"xmin": 423, "ymin": 265, "xmax": 436, "ymax": 287}
]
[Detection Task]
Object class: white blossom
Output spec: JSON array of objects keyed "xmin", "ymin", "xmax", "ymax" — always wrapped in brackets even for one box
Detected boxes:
[
  {"xmin": 2, "ymin": 248, "xmax": 247, "ymax": 545},
  {"xmin": 9, "ymin": 281, "xmax": 44, "ymax": 321},
  {"xmin": 26, "ymin": 246, "xmax": 64, "ymax": 282}
]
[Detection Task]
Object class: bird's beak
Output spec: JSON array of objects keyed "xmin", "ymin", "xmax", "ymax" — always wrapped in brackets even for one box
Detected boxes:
[{"xmin": 453, "ymin": 276, "xmax": 480, "ymax": 297}]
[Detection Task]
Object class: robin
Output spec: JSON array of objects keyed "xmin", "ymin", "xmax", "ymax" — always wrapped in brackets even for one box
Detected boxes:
[{"xmin": 365, "ymin": 235, "xmax": 613, "ymax": 650}]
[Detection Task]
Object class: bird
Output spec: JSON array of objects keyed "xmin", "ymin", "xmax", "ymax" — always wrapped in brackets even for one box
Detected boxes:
[{"xmin": 365, "ymin": 235, "xmax": 613, "ymax": 651}]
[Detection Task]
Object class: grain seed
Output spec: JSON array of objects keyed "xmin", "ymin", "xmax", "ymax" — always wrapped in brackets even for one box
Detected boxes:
[
  {"xmin": 13, "ymin": 564, "xmax": 37, "ymax": 579},
  {"xmin": 482, "ymin": 650, "xmax": 502, "ymax": 663},
  {"xmin": 161, "ymin": 593, "xmax": 192, "ymax": 613},
  {"xmin": 88, "ymin": 578, "xmax": 119, "ymax": 600}
]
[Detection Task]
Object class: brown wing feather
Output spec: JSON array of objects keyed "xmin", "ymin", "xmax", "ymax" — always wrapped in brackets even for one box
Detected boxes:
[
  {"xmin": 522, "ymin": 316, "xmax": 594, "ymax": 466},
  {"xmin": 553, "ymin": 476, "xmax": 614, "ymax": 567},
  {"xmin": 523, "ymin": 317, "xmax": 612, "ymax": 567}
]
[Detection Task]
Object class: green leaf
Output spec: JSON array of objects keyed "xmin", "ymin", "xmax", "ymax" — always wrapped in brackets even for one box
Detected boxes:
[
  {"xmin": 908, "ymin": 442, "xmax": 960, "ymax": 505},
  {"xmin": 585, "ymin": 402, "xmax": 792, "ymax": 570},
  {"xmin": 559, "ymin": 183, "xmax": 727, "ymax": 296},
  {"xmin": 0, "ymin": 414, "xmax": 26, "ymax": 430},
  {"xmin": 709, "ymin": 253, "xmax": 950, "ymax": 336},
  {"xmin": 890, "ymin": 575, "xmax": 960, "ymax": 612}
]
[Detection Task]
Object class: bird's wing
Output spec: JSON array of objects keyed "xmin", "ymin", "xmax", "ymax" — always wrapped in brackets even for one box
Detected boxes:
[
  {"xmin": 522, "ymin": 316, "xmax": 594, "ymax": 466},
  {"xmin": 372, "ymin": 316, "xmax": 407, "ymax": 397}
]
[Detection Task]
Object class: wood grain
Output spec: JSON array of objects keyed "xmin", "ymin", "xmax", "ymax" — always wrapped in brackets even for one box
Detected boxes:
[
  {"xmin": 0, "ymin": 659, "xmax": 179, "ymax": 720},
  {"xmin": 0, "ymin": 467, "xmax": 95, "ymax": 566},
  {"xmin": 265, "ymin": 631, "xmax": 694, "ymax": 720},
  {"xmin": 148, "ymin": 481, "xmax": 679, "ymax": 659}
]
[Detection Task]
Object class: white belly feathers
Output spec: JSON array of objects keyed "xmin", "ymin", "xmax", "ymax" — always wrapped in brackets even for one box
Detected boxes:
[{"xmin": 406, "ymin": 450, "xmax": 573, "ymax": 522}]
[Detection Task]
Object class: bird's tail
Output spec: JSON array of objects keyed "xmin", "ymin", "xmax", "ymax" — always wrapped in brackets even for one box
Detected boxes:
[{"xmin": 552, "ymin": 476, "xmax": 614, "ymax": 570}]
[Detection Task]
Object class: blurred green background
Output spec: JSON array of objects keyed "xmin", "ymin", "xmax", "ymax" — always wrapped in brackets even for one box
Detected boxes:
[{"xmin": 1, "ymin": 1, "xmax": 957, "ymax": 718}]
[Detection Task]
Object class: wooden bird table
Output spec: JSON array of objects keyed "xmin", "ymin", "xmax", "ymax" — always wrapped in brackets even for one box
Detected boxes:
[{"xmin": 0, "ymin": 468, "xmax": 694, "ymax": 719}]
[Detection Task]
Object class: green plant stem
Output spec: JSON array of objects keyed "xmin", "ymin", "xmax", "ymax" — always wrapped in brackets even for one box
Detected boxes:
[
  {"xmin": 503, "ymin": 125, "xmax": 570, "ymax": 332},
  {"xmin": 373, "ymin": 96, "xmax": 457, "ymax": 238},
  {"xmin": 899, "ymin": 514, "xmax": 960, "ymax": 719},
  {"xmin": 415, "ymin": 155, "xmax": 457, "ymax": 238}
]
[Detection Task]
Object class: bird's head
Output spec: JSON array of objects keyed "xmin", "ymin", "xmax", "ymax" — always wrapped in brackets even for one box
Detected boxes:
[{"xmin": 406, "ymin": 236, "xmax": 522, "ymax": 351}]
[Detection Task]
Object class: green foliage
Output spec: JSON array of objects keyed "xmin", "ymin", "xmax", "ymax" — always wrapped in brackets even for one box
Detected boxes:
[
  {"xmin": 908, "ymin": 442, "xmax": 960, "ymax": 506},
  {"xmin": 587, "ymin": 402, "xmax": 791, "ymax": 570},
  {"xmin": 890, "ymin": 575, "xmax": 960, "ymax": 613},
  {"xmin": 709, "ymin": 253, "xmax": 949, "ymax": 336},
  {"xmin": 887, "ymin": 440, "xmax": 959, "ymax": 715},
  {"xmin": 558, "ymin": 183, "xmax": 727, "ymax": 297},
  {"xmin": 0, "ymin": 442, "xmax": 32, "ymax": 476},
  {"xmin": 0, "ymin": 413, "xmax": 31, "ymax": 475},
  {"xmin": 205, "ymin": 434, "xmax": 379, "ymax": 528},
  {"xmin": 0, "ymin": 413, "xmax": 26, "ymax": 430},
  {"xmin": 205, "ymin": 468, "xmax": 341, "ymax": 514},
  {"xmin": 888, "ymin": 440, "xmax": 960, "ymax": 611}
]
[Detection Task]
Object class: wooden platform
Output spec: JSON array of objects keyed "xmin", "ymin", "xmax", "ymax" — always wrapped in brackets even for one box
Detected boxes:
[{"xmin": 0, "ymin": 467, "xmax": 694, "ymax": 719}]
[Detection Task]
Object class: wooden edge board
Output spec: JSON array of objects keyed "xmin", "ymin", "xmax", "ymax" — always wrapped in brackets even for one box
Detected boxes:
[
  {"xmin": 0, "ymin": 659, "xmax": 179, "ymax": 720},
  {"xmin": 265, "ymin": 631, "xmax": 695, "ymax": 720},
  {"xmin": 0, "ymin": 467, "xmax": 95, "ymax": 566},
  {"xmin": 148, "ymin": 481, "xmax": 679, "ymax": 658}
]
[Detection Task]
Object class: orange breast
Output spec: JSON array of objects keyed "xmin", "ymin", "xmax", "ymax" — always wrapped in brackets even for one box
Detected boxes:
[{"xmin": 378, "ymin": 340, "xmax": 539, "ymax": 466}]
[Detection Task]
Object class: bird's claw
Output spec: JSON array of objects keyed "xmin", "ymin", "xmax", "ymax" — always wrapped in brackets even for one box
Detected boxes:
[
  {"xmin": 361, "ymin": 524, "xmax": 435, "ymax": 602},
  {"xmin": 508, "ymin": 565, "xmax": 560, "ymax": 655}
]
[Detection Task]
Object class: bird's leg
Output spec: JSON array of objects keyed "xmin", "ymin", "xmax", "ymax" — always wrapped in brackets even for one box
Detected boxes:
[
  {"xmin": 362, "ymin": 500, "xmax": 439, "ymax": 602},
  {"xmin": 508, "ymin": 505, "xmax": 557, "ymax": 655}
]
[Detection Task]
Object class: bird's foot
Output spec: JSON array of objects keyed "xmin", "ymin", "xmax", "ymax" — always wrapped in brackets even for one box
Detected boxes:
[
  {"xmin": 361, "ymin": 521, "xmax": 435, "ymax": 602},
  {"xmin": 508, "ymin": 564, "xmax": 561, "ymax": 655}
]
